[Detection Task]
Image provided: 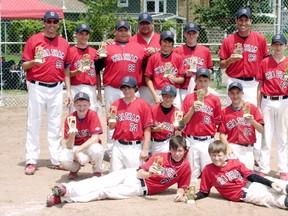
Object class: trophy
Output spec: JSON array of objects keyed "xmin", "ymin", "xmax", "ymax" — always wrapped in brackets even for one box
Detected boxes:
[
  {"xmin": 164, "ymin": 62, "xmax": 173, "ymax": 78},
  {"xmin": 154, "ymin": 155, "xmax": 164, "ymax": 175},
  {"xmin": 98, "ymin": 42, "xmax": 107, "ymax": 58},
  {"xmin": 173, "ymin": 111, "xmax": 184, "ymax": 127},
  {"xmin": 187, "ymin": 56, "xmax": 198, "ymax": 73},
  {"xmin": 233, "ymin": 43, "xmax": 243, "ymax": 58},
  {"xmin": 67, "ymin": 116, "xmax": 78, "ymax": 134},
  {"xmin": 196, "ymin": 89, "xmax": 205, "ymax": 104},
  {"xmin": 34, "ymin": 46, "xmax": 44, "ymax": 63},
  {"xmin": 108, "ymin": 106, "xmax": 117, "ymax": 123},
  {"xmin": 242, "ymin": 102, "xmax": 251, "ymax": 117},
  {"xmin": 186, "ymin": 186, "xmax": 196, "ymax": 204},
  {"xmin": 82, "ymin": 54, "xmax": 91, "ymax": 71}
]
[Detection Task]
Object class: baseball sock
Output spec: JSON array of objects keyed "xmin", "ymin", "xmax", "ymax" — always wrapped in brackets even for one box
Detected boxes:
[
  {"xmin": 285, "ymin": 195, "xmax": 288, "ymax": 207},
  {"xmin": 286, "ymin": 184, "xmax": 288, "ymax": 195}
]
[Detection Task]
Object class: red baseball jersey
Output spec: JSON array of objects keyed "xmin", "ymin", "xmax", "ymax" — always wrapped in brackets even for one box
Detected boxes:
[
  {"xmin": 70, "ymin": 46, "xmax": 98, "ymax": 86},
  {"xmin": 102, "ymin": 42, "xmax": 147, "ymax": 88},
  {"xmin": 219, "ymin": 31, "xmax": 269, "ymax": 78},
  {"xmin": 257, "ymin": 56, "xmax": 288, "ymax": 96},
  {"xmin": 182, "ymin": 92, "xmax": 221, "ymax": 136},
  {"xmin": 22, "ymin": 33, "xmax": 71, "ymax": 82},
  {"xmin": 145, "ymin": 51, "xmax": 185, "ymax": 89},
  {"xmin": 111, "ymin": 98, "xmax": 153, "ymax": 141},
  {"xmin": 140, "ymin": 152, "xmax": 191, "ymax": 195},
  {"xmin": 174, "ymin": 45, "xmax": 213, "ymax": 89},
  {"xmin": 64, "ymin": 109, "xmax": 103, "ymax": 145},
  {"xmin": 218, "ymin": 104, "xmax": 264, "ymax": 144},
  {"xmin": 200, "ymin": 159, "xmax": 254, "ymax": 201},
  {"xmin": 151, "ymin": 104, "xmax": 179, "ymax": 140}
]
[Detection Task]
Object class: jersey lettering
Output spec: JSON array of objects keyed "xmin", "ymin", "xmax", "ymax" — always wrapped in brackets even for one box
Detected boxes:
[
  {"xmin": 216, "ymin": 170, "xmax": 244, "ymax": 186},
  {"xmin": 154, "ymin": 65, "xmax": 179, "ymax": 75},
  {"xmin": 117, "ymin": 112, "xmax": 140, "ymax": 123},
  {"xmin": 243, "ymin": 44, "xmax": 258, "ymax": 53},
  {"xmin": 226, "ymin": 117, "xmax": 251, "ymax": 130},
  {"xmin": 111, "ymin": 53, "xmax": 139, "ymax": 63}
]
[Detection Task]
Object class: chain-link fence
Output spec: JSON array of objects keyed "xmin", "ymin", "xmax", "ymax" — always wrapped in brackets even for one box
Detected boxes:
[{"xmin": 1, "ymin": 0, "xmax": 287, "ymax": 107}]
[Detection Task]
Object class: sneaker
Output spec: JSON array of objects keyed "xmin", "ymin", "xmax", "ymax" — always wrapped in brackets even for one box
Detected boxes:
[
  {"xmin": 93, "ymin": 172, "xmax": 102, "ymax": 177},
  {"xmin": 280, "ymin": 173, "xmax": 288, "ymax": 181},
  {"xmin": 257, "ymin": 171, "xmax": 267, "ymax": 177},
  {"xmin": 25, "ymin": 164, "xmax": 36, "ymax": 175},
  {"xmin": 46, "ymin": 194, "xmax": 61, "ymax": 207},
  {"xmin": 50, "ymin": 165, "xmax": 63, "ymax": 170},
  {"xmin": 52, "ymin": 184, "xmax": 67, "ymax": 197},
  {"xmin": 68, "ymin": 171, "xmax": 78, "ymax": 180}
]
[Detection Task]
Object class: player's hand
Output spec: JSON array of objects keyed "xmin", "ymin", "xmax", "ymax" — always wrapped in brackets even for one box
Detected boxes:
[
  {"xmin": 193, "ymin": 100, "xmax": 203, "ymax": 109},
  {"xmin": 105, "ymin": 38, "xmax": 115, "ymax": 45},
  {"xmin": 167, "ymin": 74, "xmax": 176, "ymax": 83},
  {"xmin": 230, "ymin": 54, "xmax": 242, "ymax": 62},
  {"xmin": 148, "ymin": 162, "xmax": 159, "ymax": 175},
  {"xmin": 32, "ymin": 60, "xmax": 44, "ymax": 66},
  {"xmin": 145, "ymin": 47, "xmax": 157, "ymax": 55},
  {"xmin": 140, "ymin": 149, "xmax": 149, "ymax": 161},
  {"xmin": 153, "ymin": 95, "xmax": 161, "ymax": 104},
  {"xmin": 66, "ymin": 92, "xmax": 72, "ymax": 107},
  {"xmin": 185, "ymin": 70, "xmax": 193, "ymax": 77},
  {"xmin": 271, "ymin": 182, "xmax": 283, "ymax": 193},
  {"xmin": 226, "ymin": 144, "xmax": 235, "ymax": 158},
  {"xmin": 174, "ymin": 193, "xmax": 185, "ymax": 202},
  {"xmin": 244, "ymin": 114, "xmax": 254, "ymax": 123},
  {"xmin": 97, "ymin": 94, "xmax": 103, "ymax": 103},
  {"xmin": 153, "ymin": 122, "xmax": 164, "ymax": 132}
]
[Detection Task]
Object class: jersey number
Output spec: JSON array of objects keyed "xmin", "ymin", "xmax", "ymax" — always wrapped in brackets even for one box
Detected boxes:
[{"xmin": 128, "ymin": 64, "xmax": 135, "ymax": 72}]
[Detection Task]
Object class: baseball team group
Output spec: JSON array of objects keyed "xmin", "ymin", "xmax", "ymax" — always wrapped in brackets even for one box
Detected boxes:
[{"xmin": 20, "ymin": 7, "xmax": 288, "ymax": 210}]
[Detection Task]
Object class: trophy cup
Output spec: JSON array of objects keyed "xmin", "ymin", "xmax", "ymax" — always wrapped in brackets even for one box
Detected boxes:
[
  {"xmin": 108, "ymin": 106, "xmax": 117, "ymax": 123},
  {"xmin": 196, "ymin": 89, "xmax": 205, "ymax": 104},
  {"xmin": 68, "ymin": 116, "xmax": 78, "ymax": 134},
  {"xmin": 173, "ymin": 111, "xmax": 184, "ymax": 127},
  {"xmin": 187, "ymin": 56, "xmax": 198, "ymax": 73},
  {"xmin": 164, "ymin": 62, "xmax": 173, "ymax": 78},
  {"xmin": 242, "ymin": 102, "xmax": 251, "ymax": 118},
  {"xmin": 98, "ymin": 42, "xmax": 107, "ymax": 58},
  {"xmin": 186, "ymin": 186, "xmax": 196, "ymax": 204},
  {"xmin": 154, "ymin": 155, "xmax": 164, "ymax": 175},
  {"xmin": 233, "ymin": 43, "xmax": 243, "ymax": 58},
  {"xmin": 34, "ymin": 46, "xmax": 44, "ymax": 63},
  {"xmin": 82, "ymin": 54, "xmax": 91, "ymax": 71}
]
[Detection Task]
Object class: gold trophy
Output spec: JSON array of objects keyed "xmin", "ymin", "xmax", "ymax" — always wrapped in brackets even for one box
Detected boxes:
[
  {"xmin": 154, "ymin": 155, "xmax": 164, "ymax": 175},
  {"xmin": 108, "ymin": 106, "xmax": 117, "ymax": 123},
  {"xmin": 82, "ymin": 54, "xmax": 91, "ymax": 71},
  {"xmin": 34, "ymin": 46, "xmax": 44, "ymax": 63},
  {"xmin": 67, "ymin": 116, "xmax": 78, "ymax": 134},
  {"xmin": 242, "ymin": 102, "xmax": 251, "ymax": 118},
  {"xmin": 173, "ymin": 111, "xmax": 183, "ymax": 127},
  {"xmin": 186, "ymin": 186, "xmax": 196, "ymax": 204},
  {"xmin": 98, "ymin": 42, "xmax": 107, "ymax": 58},
  {"xmin": 196, "ymin": 89, "xmax": 205, "ymax": 104},
  {"xmin": 233, "ymin": 43, "xmax": 243, "ymax": 58},
  {"xmin": 187, "ymin": 56, "xmax": 198, "ymax": 73},
  {"xmin": 164, "ymin": 62, "xmax": 173, "ymax": 78}
]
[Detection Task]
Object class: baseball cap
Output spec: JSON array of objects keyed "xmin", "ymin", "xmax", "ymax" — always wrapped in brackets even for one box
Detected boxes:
[
  {"xmin": 76, "ymin": 24, "xmax": 91, "ymax": 33},
  {"xmin": 120, "ymin": 76, "xmax": 137, "ymax": 88},
  {"xmin": 43, "ymin": 11, "xmax": 59, "ymax": 20},
  {"xmin": 138, "ymin": 12, "xmax": 153, "ymax": 24},
  {"xmin": 228, "ymin": 82, "xmax": 243, "ymax": 91},
  {"xmin": 160, "ymin": 30, "xmax": 174, "ymax": 41},
  {"xmin": 115, "ymin": 20, "xmax": 130, "ymax": 30},
  {"xmin": 195, "ymin": 68, "xmax": 210, "ymax": 79},
  {"xmin": 184, "ymin": 22, "xmax": 199, "ymax": 33},
  {"xmin": 161, "ymin": 84, "xmax": 177, "ymax": 96},
  {"xmin": 236, "ymin": 7, "xmax": 252, "ymax": 19},
  {"xmin": 74, "ymin": 92, "xmax": 90, "ymax": 102},
  {"xmin": 271, "ymin": 34, "xmax": 287, "ymax": 44}
]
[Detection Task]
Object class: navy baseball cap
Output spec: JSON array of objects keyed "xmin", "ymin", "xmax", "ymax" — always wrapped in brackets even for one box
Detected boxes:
[
  {"xmin": 161, "ymin": 84, "xmax": 177, "ymax": 96},
  {"xmin": 228, "ymin": 82, "xmax": 243, "ymax": 91},
  {"xmin": 76, "ymin": 24, "xmax": 91, "ymax": 33},
  {"xmin": 116, "ymin": 20, "xmax": 130, "ymax": 30},
  {"xmin": 44, "ymin": 11, "xmax": 59, "ymax": 20},
  {"xmin": 74, "ymin": 92, "xmax": 90, "ymax": 102},
  {"xmin": 160, "ymin": 30, "xmax": 174, "ymax": 41},
  {"xmin": 138, "ymin": 12, "xmax": 153, "ymax": 24},
  {"xmin": 195, "ymin": 68, "xmax": 210, "ymax": 79},
  {"xmin": 237, "ymin": 7, "xmax": 252, "ymax": 19},
  {"xmin": 272, "ymin": 34, "xmax": 287, "ymax": 44},
  {"xmin": 120, "ymin": 76, "xmax": 137, "ymax": 88},
  {"xmin": 184, "ymin": 22, "xmax": 199, "ymax": 33}
]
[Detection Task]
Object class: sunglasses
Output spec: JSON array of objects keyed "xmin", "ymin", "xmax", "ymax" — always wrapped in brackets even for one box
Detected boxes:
[{"xmin": 45, "ymin": 20, "xmax": 59, "ymax": 24}]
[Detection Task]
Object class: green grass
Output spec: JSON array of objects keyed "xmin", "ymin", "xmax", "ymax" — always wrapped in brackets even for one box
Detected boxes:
[
  {"xmin": 2, "ymin": 90, "xmax": 27, "ymax": 95},
  {"xmin": 3, "ymin": 54, "xmax": 22, "ymax": 64}
]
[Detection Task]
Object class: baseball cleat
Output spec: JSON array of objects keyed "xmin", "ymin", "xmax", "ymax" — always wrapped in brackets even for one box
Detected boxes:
[
  {"xmin": 93, "ymin": 172, "xmax": 102, "ymax": 177},
  {"xmin": 25, "ymin": 164, "xmax": 36, "ymax": 175},
  {"xmin": 68, "ymin": 171, "xmax": 78, "ymax": 180},
  {"xmin": 46, "ymin": 194, "xmax": 61, "ymax": 207},
  {"xmin": 52, "ymin": 184, "xmax": 67, "ymax": 196}
]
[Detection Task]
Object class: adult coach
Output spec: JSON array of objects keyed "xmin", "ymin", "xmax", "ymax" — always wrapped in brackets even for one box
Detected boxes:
[
  {"xmin": 21, "ymin": 11, "xmax": 71, "ymax": 175},
  {"xmin": 69, "ymin": 24, "xmax": 102, "ymax": 115}
]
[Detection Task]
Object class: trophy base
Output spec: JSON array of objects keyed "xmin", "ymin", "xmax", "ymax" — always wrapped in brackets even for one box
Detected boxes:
[
  {"xmin": 163, "ymin": 74, "xmax": 169, "ymax": 78},
  {"xmin": 68, "ymin": 128, "xmax": 78, "ymax": 134},
  {"xmin": 233, "ymin": 54, "xmax": 243, "ymax": 59},
  {"xmin": 284, "ymin": 75, "xmax": 288, "ymax": 80},
  {"xmin": 187, "ymin": 200, "xmax": 195, "ymax": 204},
  {"xmin": 187, "ymin": 68, "xmax": 197, "ymax": 73},
  {"xmin": 34, "ymin": 59, "xmax": 43, "ymax": 63},
  {"xmin": 82, "ymin": 66, "xmax": 90, "ymax": 71},
  {"xmin": 243, "ymin": 114, "xmax": 252, "ymax": 118},
  {"xmin": 99, "ymin": 53, "xmax": 107, "ymax": 58},
  {"xmin": 173, "ymin": 122, "xmax": 179, "ymax": 127},
  {"xmin": 108, "ymin": 119, "xmax": 117, "ymax": 123}
]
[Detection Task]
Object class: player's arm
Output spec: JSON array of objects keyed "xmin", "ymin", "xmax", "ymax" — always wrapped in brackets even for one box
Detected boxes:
[
  {"xmin": 136, "ymin": 163, "xmax": 158, "ymax": 179},
  {"xmin": 244, "ymin": 115, "xmax": 264, "ymax": 133},
  {"xmin": 194, "ymin": 191, "xmax": 209, "ymax": 200},
  {"xmin": 183, "ymin": 103, "xmax": 199, "ymax": 125},
  {"xmin": 70, "ymin": 68, "xmax": 84, "ymax": 77},
  {"xmin": 140, "ymin": 126, "xmax": 151, "ymax": 161},
  {"xmin": 21, "ymin": 60, "xmax": 42, "ymax": 70},
  {"xmin": 96, "ymin": 72, "xmax": 103, "ymax": 102},
  {"xmin": 65, "ymin": 132, "xmax": 76, "ymax": 149},
  {"xmin": 257, "ymin": 82, "xmax": 263, "ymax": 110},
  {"xmin": 167, "ymin": 74, "xmax": 184, "ymax": 84},
  {"xmin": 219, "ymin": 56, "xmax": 241, "ymax": 69},
  {"xmin": 246, "ymin": 174, "xmax": 282, "ymax": 193},
  {"xmin": 64, "ymin": 67, "xmax": 72, "ymax": 106},
  {"xmin": 219, "ymin": 133, "xmax": 234, "ymax": 157},
  {"xmin": 174, "ymin": 188, "xmax": 186, "ymax": 202},
  {"xmin": 145, "ymin": 76, "xmax": 160, "ymax": 104}
]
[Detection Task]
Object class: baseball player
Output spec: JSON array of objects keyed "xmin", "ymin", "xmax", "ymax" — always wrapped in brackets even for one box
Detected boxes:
[
  {"xmin": 194, "ymin": 140, "xmax": 288, "ymax": 210},
  {"xmin": 257, "ymin": 34, "xmax": 288, "ymax": 180},
  {"xmin": 46, "ymin": 136, "xmax": 191, "ymax": 207},
  {"xmin": 130, "ymin": 12, "xmax": 161, "ymax": 105},
  {"xmin": 59, "ymin": 92, "xmax": 104, "ymax": 180},
  {"xmin": 69, "ymin": 24, "xmax": 102, "ymax": 116},
  {"xmin": 21, "ymin": 11, "xmax": 71, "ymax": 175},
  {"xmin": 174, "ymin": 22, "xmax": 213, "ymax": 102},
  {"xmin": 150, "ymin": 84, "xmax": 179, "ymax": 154},
  {"xmin": 107, "ymin": 76, "xmax": 153, "ymax": 172},
  {"xmin": 219, "ymin": 82, "xmax": 264, "ymax": 170},
  {"xmin": 182, "ymin": 68, "xmax": 221, "ymax": 182},
  {"xmin": 145, "ymin": 30, "xmax": 185, "ymax": 109}
]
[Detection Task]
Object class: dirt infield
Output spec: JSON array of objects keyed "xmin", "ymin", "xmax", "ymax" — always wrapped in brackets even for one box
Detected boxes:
[{"xmin": 0, "ymin": 106, "xmax": 287, "ymax": 216}]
